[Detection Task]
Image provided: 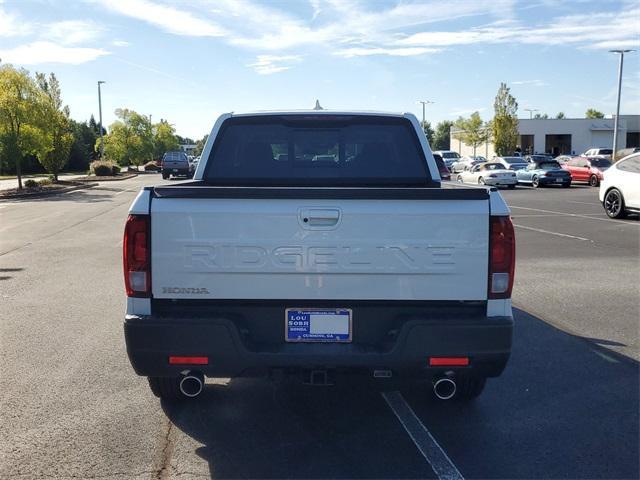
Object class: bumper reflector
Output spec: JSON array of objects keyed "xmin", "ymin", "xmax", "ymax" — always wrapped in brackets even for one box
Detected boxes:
[
  {"xmin": 169, "ymin": 356, "xmax": 209, "ymax": 365},
  {"xmin": 429, "ymin": 357, "xmax": 470, "ymax": 366}
]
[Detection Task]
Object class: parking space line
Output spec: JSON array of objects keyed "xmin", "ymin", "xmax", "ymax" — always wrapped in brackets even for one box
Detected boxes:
[
  {"xmin": 513, "ymin": 224, "xmax": 591, "ymax": 241},
  {"xmin": 510, "ymin": 205, "xmax": 638, "ymax": 225},
  {"xmin": 382, "ymin": 391, "xmax": 464, "ymax": 480},
  {"xmin": 568, "ymin": 201, "xmax": 600, "ymax": 206}
]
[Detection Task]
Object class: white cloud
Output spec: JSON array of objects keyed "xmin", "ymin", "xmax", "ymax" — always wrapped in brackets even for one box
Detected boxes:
[
  {"xmin": 334, "ymin": 46, "xmax": 441, "ymax": 58},
  {"xmin": 512, "ymin": 80, "xmax": 549, "ymax": 87},
  {"xmin": 246, "ymin": 54, "xmax": 302, "ymax": 75},
  {"xmin": 112, "ymin": 40, "xmax": 131, "ymax": 47},
  {"xmin": 0, "ymin": 4, "xmax": 32, "ymax": 37},
  {"xmin": 0, "ymin": 41, "xmax": 110, "ymax": 65},
  {"xmin": 45, "ymin": 20, "xmax": 103, "ymax": 46},
  {"xmin": 101, "ymin": 0, "xmax": 226, "ymax": 37}
]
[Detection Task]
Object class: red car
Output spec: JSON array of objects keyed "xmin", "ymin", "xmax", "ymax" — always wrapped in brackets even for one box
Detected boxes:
[
  {"xmin": 433, "ymin": 154, "xmax": 451, "ymax": 180},
  {"xmin": 562, "ymin": 156, "xmax": 612, "ymax": 187}
]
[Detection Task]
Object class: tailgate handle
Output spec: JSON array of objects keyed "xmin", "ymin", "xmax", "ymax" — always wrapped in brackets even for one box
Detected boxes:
[{"xmin": 300, "ymin": 208, "xmax": 341, "ymax": 228}]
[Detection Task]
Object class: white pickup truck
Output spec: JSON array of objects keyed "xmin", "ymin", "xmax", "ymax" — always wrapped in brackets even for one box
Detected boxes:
[{"xmin": 123, "ymin": 111, "xmax": 515, "ymax": 402}]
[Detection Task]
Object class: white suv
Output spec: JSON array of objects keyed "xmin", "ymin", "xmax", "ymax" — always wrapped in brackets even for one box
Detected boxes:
[
  {"xmin": 599, "ymin": 153, "xmax": 640, "ymax": 218},
  {"xmin": 584, "ymin": 148, "xmax": 613, "ymax": 159}
]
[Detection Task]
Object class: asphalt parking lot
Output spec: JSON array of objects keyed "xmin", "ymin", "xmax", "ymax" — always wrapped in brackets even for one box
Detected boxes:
[{"xmin": 0, "ymin": 175, "xmax": 638, "ymax": 479}]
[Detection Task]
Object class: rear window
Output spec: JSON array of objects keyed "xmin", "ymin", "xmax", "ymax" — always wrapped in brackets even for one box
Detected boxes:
[
  {"xmin": 441, "ymin": 152, "xmax": 460, "ymax": 159},
  {"xmin": 503, "ymin": 157, "xmax": 525, "ymax": 164},
  {"xmin": 204, "ymin": 116, "xmax": 432, "ymax": 186}
]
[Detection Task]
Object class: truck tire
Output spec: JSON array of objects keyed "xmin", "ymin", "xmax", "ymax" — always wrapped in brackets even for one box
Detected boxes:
[
  {"xmin": 148, "ymin": 376, "xmax": 184, "ymax": 402},
  {"xmin": 455, "ymin": 376, "xmax": 486, "ymax": 400},
  {"xmin": 162, "ymin": 173, "xmax": 169, "ymax": 180}
]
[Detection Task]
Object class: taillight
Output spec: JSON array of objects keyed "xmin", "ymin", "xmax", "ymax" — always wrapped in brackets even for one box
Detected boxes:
[
  {"xmin": 488, "ymin": 215, "xmax": 515, "ymax": 299},
  {"xmin": 123, "ymin": 214, "xmax": 151, "ymax": 297}
]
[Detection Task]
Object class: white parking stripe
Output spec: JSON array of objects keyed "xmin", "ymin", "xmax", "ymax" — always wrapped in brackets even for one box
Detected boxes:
[
  {"xmin": 567, "ymin": 201, "xmax": 600, "ymax": 206},
  {"xmin": 382, "ymin": 391, "xmax": 464, "ymax": 480},
  {"xmin": 513, "ymin": 224, "xmax": 591, "ymax": 241},
  {"xmin": 510, "ymin": 205, "xmax": 638, "ymax": 225}
]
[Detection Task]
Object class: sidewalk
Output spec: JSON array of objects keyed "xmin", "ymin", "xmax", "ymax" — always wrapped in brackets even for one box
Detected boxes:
[{"xmin": 0, "ymin": 173, "xmax": 85, "ymax": 191}]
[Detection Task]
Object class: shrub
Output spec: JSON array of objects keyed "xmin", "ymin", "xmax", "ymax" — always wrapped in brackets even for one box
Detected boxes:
[
  {"xmin": 144, "ymin": 161, "xmax": 160, "ymax": 171},
  {"xmin": 112, "ymin": 164, "xmax": 121, "ymax": 175},
  {"xmin": 38, "ymin": 178, "xmax": 53, "ymax": 186},
  {"xmin": 24, "ymin": 179, "xmax": 38, "ymax": 188},
  {"xmin": 89, "ymin": 160, "xmax": 116, "ymax": 176}
]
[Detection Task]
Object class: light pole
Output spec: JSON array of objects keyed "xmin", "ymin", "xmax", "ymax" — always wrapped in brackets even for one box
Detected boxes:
[
  {"xmin": 524, "ymin": 108, "xmax": 538, "ymax": 119},
  {"xmin": 97, "ymin": 81, "xmax": 106, "ymax": 158},
  {"xmin": 609, "ymin": 49, "xmax": 634, "ymax": 159},
  {"xmin": 418, "ymin": 100, "xmax": 435, "ymax": 128}
]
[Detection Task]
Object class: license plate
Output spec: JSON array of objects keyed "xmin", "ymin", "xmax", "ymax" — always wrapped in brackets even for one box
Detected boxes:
[
  {"xmin": 285, "ymin": 308, "xmax": 352, "ymax": 342},
  {"xmin": 555, "ymin": 178, "xmax": 563, "ymax": 183},
  {"xmin": 172, "ymin": 169, "xmax": 178, "ymax": 172}
]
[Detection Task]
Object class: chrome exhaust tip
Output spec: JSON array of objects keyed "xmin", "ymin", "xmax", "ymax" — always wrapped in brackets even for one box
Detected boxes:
[
  {"xmin": 433, "ymin": 377, "xmax": 457, "ymax": 400},
  {"xmin": 179, "ymin": 372, "xmax": 204, "ymax": 398}
]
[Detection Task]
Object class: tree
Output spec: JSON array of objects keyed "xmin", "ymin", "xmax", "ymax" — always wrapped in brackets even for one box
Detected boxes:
[
  {"xmin": 69, "ymin": 119, "xmax": 98, "ymax": 171},
  {"xmin": 0, "ymin": 65, "xmax": 47, "ymax": 189},
  {"xmin": 35, "ymin": 73, "xmax": 74, "ymax": 181},
  {"xmin": 153, "ymin": 119, "xmax": 179, "ymax": 159},
  {"xmin": 421, "ymin": 121, "xmax": 434, "ymax": 145},
  {"xmin": 556, "ymin": 112, "xmax": 566, "ymax": 119},
  {"xmin": 585, "ymin": 108, "xmax": 604, "ymax": 119},
  {"xmin": 432, "ymin": 121, "xmax": 453, "ymax": 150},
  {"xmin": 452, "ymin": 112, "xmax": 489, "ymax": 157},
  {"xmin": 492, "ymin": 82, "xmax": 519, "ymax": 156},
  {"xmin": 533, "ymin": 113, "xmax": 549, "ymax": 119},
  {"xmin": 193, "ymin": 134, "xmax": 209, "ymax": 156},
  {"xmin": 100, "ymin": 108, "xmax": 154, "ymax": 166}
]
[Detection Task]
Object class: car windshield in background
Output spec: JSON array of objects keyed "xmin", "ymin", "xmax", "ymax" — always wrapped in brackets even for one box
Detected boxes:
[
  {"xmin": 503, "ymin": 157, "xmax": 525, "ymax": 164},
  {"xmin": 483, "ymin": 163, "xmax": 504, "ymax": 170},
  {"xmin": 441, "ymin": 152, "xmax": 461, "ymax": 159},
  {"xmin": 539, "ymin": 162, "xmax": 562, "ymax": 170},
  {"xmin": 204, "ymin": 116, "xmax": 431, "ymax": 186},
  {"xmin": 598, "ymin": 149, "xmax": 613, "ymax": 155},
  {"xmin": 590, "ymin": 158, "xmax": 612, "ymax": 168}
]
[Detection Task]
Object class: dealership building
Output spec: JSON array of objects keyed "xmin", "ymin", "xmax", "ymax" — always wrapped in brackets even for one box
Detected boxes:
[{"xmin": 450, "ymin": 115, "xmax": 640, "ymax": 158}]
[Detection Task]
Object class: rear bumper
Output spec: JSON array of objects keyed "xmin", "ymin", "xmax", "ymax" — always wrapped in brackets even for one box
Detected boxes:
[
  {"xmin": 124, "ymin": 311, "xmax": 513, "ymax": 379},
  {"xmin": 162, "ymin": 168, "xmax": 190, "ymax": 176}
]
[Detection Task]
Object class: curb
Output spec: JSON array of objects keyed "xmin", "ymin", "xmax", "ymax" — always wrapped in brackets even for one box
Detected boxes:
[
  {"xmin": 0, "ymin": 182, "xmax": 97, "ymax": 201},
  {"xmin": 74, "ymin": 173, "xmax": 139, "ymax": 182}
]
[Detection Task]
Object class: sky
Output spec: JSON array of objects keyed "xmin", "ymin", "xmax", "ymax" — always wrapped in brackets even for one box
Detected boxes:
[{"xmin": 1, "ymin": 0, "xmax": 639, "ymax": 139}]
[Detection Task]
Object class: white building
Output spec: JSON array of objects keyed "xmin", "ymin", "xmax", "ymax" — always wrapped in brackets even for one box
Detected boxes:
[
  {"xmin": 450, "ymin": 115, "xmax": 640, "ymax": 158},
  {"xmin": 179, "ymin": 144, "xmax": 197, "ymax": 155}
]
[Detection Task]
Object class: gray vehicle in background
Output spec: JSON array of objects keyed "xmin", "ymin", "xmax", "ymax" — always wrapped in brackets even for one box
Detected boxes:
[{"xmin": 162, "ymin": 151, "xmax": 193, "ymax": 180}]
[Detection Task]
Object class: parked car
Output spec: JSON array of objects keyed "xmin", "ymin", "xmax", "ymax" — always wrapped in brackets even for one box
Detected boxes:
[
  {"xmin": 161, "ymin": 151, "xmax": 193, "ymax": 179},
  {"xmin": 451, "ymin": 155, "xmax": 486, "ymax": 173},
  {"xmin": 516, "ymin": 160, "xmax": 571, "ymax": 188},
  {"xmin": 493, "ymin": 156, "xmax": 529, "ymax": 171},
  {"xmin": 583, "ymin": 148, "xmax": 613, "ymax": 160},
  {"xmin": 123, "ymin": 110, "xmax": 514, "ymax": 402},
  {"xmin": 614, "ymin": 147, "xmax": 640, "ymax": 160},
  {"xmin": 433, "ymin": 153, "xmax": 451, "ymax": 180},
  {"xmin": 599, "ymin": 153, "xmax": 640, "ymax": 218},
  {"xmin": 562, "ymin": 156, "xmax": 611, "ymax": 186},
  {"xmin": 433, "ymin": 150, "xmax": 461, "ymax": 169},
  {"xmin": 456, "ymin": 162, "xmax": 517, "ymax": 188},
  {"xmin": 524, "ymin": 154, "xmax": 554, "ymax": 163}
]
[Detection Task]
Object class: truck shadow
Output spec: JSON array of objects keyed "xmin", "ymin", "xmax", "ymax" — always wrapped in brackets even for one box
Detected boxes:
[{"xmin": 161, "ymin": 307, "xmax": 639, "ymax": 479}]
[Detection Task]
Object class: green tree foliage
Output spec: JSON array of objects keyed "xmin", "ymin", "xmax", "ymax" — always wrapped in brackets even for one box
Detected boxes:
[
  {"xmin": 193, "ymin": 134, "xmax": 209, "ymax": 156},
  {"xmin": 492, "ymin": 83, "xmax": 519, "ymax": 156},
  {"xmin": 585, "ymin": 108, "xmax": 605, "ymax": 119},
  {"xmin": 533, "ymin": 113, "xmax": 549, "ymax": 119},
  {"xmin": 432, "ymin": 121, "xmax": 453, "ymax": 150},
  {"xmin": 452, "ymin": 112, "xmax": 489, "ymax": 156},
  {"xmin": 556, "ymin": 112, "xmax": 566, "ymax": 119},
  {"xmin": 0, "ymin": 65, "xmax": 47, "ymax": 189},
  {"xmin": 69, "ymin": 119, "xmax": 98, "ymax": 171},
  {"xmin": 100, "ymin": 108, "xmax": 156, "ymax": 166},
  {"xmin": 153, "ymin": 119, "xmax": 179, "ymax": 159},
  {"xmin": 421, "ymin": 121, "xmax": 434, "ymax": 145},
  {"xmin": 35, "ymin": 73, "xmax": 74, "ymax": 181}
]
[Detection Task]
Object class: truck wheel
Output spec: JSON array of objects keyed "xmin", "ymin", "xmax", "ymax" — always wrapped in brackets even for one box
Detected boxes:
[
  {"xmin": 162, "ymin": 173, "xmax": 169, "ymax": 180},
  {"xmin": 455, "ymin": 376, "xmax": 486, "ymax": 400},
  {"xmin": 148, "ymin": 376, "xmax": 184, "ymax": 402},
  {"xmin": 507, "ymin": 184, "xmax": 516, "ymax": 190},
  {"xmin": 589, "ymin": 175, "xmax": 599, "ymax": 187}
]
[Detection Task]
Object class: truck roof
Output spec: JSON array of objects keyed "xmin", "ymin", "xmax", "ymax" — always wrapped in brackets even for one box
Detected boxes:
[{"xmin": 227, "ymin": 110, "xmax": 410, "ymax": 118}]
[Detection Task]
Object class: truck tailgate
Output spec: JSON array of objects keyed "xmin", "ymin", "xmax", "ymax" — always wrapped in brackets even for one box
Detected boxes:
[{"xmin": 150, "ymin": 191, "xmax": 489, "ymax": 301}]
